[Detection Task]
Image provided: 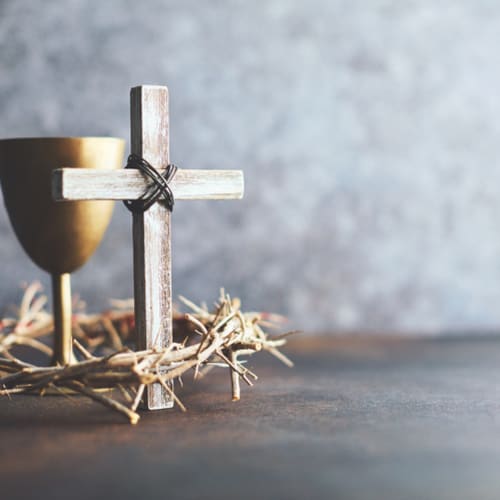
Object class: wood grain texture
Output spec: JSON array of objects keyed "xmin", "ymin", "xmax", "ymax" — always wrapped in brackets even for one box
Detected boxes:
[
  {"xmin": 52, "ymin": 168, "xmax": 244, "ymax": 201},
  {"xmin": 131, "ymin": 85, "xmax": 173, "ymax": 410},
  {"xmin": 3, "ymin": 336, "xmax": 500, "ymax": 500},
  {"xmin": 50, "ymin": 85, "xmax": 245, "ymax": 410}
]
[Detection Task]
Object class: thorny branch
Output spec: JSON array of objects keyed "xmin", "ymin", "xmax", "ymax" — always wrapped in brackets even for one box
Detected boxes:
[{"xmin": 0, "ymin": 283, "xmax": 294, "ymax": 424}]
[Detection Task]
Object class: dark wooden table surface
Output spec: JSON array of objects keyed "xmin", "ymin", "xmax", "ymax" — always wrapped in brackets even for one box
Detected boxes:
[{"xmin": 2, "ymin": 336, "xmax": 500, "ymax": 500}]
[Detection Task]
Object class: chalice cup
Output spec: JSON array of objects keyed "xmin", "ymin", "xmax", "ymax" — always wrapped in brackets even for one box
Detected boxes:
[{"xmin": 0, "ymin": 137, "xmax": 125, "ymax": 365}]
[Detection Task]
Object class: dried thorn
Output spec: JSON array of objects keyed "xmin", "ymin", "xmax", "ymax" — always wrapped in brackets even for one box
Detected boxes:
[
  {"xmin": 215, "ymin": 349, "xmax": 253, "ymax": 387},
  {"xmin": 193, "ymin": 362, "xmax": 200, "ymax": 380},
  {"xmin": 178, "ymin": 296, "xmax": 207, "ymax": 315},
  {"xmin": 185, "ymin": 314, "xmax": 208, "ymax": 335},
  {"xmin": 270, "ymin": 330, "xmax": 302, "ymax": 341},
  {"xmin": 49, "ymin": 383, "xmax": 77, "ymax": 403},
  {"xmin": 67, "ymin": 380, "xmax": 140, "ymax": 424},
  {"xmin": 158, "ymin": 377, "xmax": 186, "ymax": 412},
  {"xmin": 131, "ymin": 384, "xmax": 146, "ymax": 412},
  {"xmin": 230, "ymin": 350, "xmax": 240, "ymax": 401},
  {"xmin": 266, "ymin": 346, "xmax": 294, "ymax": 367},
  {"xmin": 117, "ymin": 384, "xmax": 134, "ymax": 403},
  {"xmin": 73, "ymin": 338, "xmax": 95, "ymax": 360}
]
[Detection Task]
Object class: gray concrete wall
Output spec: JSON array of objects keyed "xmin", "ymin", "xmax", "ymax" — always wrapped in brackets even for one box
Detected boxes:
[{"xmin": 0, "ymin": 0, "xmax": 499, "ymax": 334}]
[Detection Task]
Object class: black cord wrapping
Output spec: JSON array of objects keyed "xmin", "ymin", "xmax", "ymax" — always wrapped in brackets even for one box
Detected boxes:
[{"xmin": 122, "ymin": 154, "xmax": 178, "ymax": 213}]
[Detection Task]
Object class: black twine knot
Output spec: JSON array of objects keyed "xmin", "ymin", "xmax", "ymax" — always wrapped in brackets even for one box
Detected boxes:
[{"xmin": 123, "ymin": 154, "xmax": 178, "ymax": 213}]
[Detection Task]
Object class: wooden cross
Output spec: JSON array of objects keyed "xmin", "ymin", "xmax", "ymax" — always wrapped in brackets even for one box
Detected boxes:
[{"xmin": 52, "ymin": 85, "xmax": 244, "ymax": 410}]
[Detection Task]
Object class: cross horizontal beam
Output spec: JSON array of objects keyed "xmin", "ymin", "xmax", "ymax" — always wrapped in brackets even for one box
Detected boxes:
[{"xmin": 52, "ymin": 168, "xmax": 244, "ymax": 201}]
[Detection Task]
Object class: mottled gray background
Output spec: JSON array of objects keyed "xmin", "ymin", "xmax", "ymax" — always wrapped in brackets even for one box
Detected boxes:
[{"xmin": 0, "ymin": 0, "xmax": 499, "ymax": 334}]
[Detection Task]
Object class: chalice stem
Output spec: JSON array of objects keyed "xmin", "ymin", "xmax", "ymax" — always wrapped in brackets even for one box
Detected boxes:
[{"xmin": 51, "ymin": 273, "xmax": 73, "ymax": 365}]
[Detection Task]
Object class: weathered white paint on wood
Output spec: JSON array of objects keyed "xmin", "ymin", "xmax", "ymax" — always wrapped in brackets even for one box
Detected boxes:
[
  {"xmin": 131, "ymin": 86, "xmax": 173, "ymax": 410},
  {"xmin": 51, "ymin": 84, "xmax": 245, "ymax": 411},
  {"xmin": 52, "ymin": 168, "xmax": 244, "ymax": 201}
]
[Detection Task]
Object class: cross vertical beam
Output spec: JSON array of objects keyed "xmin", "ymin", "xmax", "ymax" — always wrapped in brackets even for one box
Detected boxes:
[
  {"xmin": 52, "ymin": 84, "xmax": 245, "ymax": 412},
  {"xmin": 131, "ymin": 85, "xmax": 173, "ymax": 409}
]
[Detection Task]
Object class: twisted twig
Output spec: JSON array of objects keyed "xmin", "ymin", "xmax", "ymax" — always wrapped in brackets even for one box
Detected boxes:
[{"xmin": 0, "ymin": 286, "xmax": 294, "ymax": 423}]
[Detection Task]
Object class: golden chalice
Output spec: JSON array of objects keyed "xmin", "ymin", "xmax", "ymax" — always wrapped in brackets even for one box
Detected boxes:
[{"xmin": 0, "ymin": 137, "xmax": 125, "ymax": 365}]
